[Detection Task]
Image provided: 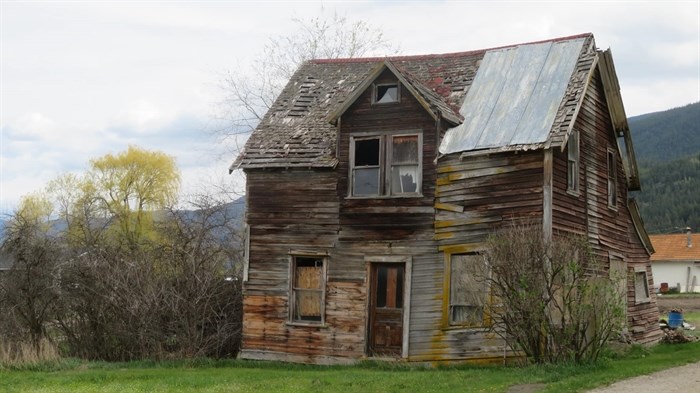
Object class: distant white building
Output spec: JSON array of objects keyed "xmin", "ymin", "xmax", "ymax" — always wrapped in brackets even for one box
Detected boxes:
[{"xmin": 651, "ymin": 228, "xmax": 700, "ymax": 293}]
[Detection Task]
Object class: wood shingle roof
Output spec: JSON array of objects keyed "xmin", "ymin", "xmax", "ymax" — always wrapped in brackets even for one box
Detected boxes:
[{"xmin": 232, "ymin": 33, "xmax": 596, "ymax": 170}]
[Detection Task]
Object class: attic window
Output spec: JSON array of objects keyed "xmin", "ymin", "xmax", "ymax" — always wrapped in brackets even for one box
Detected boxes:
[{"xmin": 374, "ymin": 83, "xmax": 400, "ymax": 104}]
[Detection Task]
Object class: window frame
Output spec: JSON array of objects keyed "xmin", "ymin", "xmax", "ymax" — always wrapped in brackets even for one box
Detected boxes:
[
  {"xmin": 445, "ymin": 252, "xmax": 491, "ymax": 328},
  {"xmin": 607, "ymin": 148, "xmax": 618, "ymax": 209},
  {"xmin": 348, "ymin": 131, "xmax": 423, "ymax": 198},
  {"xmin": 608, "ymin": 252, "xmax": 628, "ymax": 329},
  {"xmin": 288, "ymin": 253, "xmax": 328, "ymax": 326},
  {"xmin": 567, "ymin": 130, "xmax": 580, "ymax": 194},
  {"xmin": 372, "ymin": 82, "xmax": 401, "ymax": 105},
  {"xmin": 633, "ymin": 268, "xmax": 651, "ymax": 304}
]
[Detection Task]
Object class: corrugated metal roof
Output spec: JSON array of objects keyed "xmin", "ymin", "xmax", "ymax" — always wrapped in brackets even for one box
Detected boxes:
[{"xmin": 439, "ymin": 38, "xmax": 585, "ymax": 154}]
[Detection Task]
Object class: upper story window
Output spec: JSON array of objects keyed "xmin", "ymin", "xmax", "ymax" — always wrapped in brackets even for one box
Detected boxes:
[
  {"xmin": 607, "ymin": 148, "xmax": 617, "ymax": 209},
  {"xmin": 567, "ymin": 130, "xmax": 580, "ymax": 193},
  {"xmin": 373, "ymin": 83, "xmax": 400, "ymax": 104},
  {"xmin": 350, "ymin": 132, "xmax": 422, "ymax": 197}
]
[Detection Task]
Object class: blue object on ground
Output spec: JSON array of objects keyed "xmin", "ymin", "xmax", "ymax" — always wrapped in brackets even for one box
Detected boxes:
[{"xmin": 668, "ymin": 311, "xmax": 683, "ymax": 328}]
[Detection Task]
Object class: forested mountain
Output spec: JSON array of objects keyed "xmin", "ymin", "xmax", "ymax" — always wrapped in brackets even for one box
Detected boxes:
[
  {"xmin": 629, "ymin": 102, "xmax": 700, "ymax": 164},
  {"xmin": 630, "ymin": 102, "xmax": 700, "ymax": 234}
]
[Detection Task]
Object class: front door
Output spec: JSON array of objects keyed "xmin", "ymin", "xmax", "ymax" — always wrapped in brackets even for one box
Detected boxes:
[{"xmin": 368, "ymin": 263, "xmax": 404, "ymax": 357}]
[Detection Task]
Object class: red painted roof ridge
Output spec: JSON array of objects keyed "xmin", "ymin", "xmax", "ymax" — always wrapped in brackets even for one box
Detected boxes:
[{"xmin": 310, "ymin": 33, "xmax": 593, "ymax": 64}]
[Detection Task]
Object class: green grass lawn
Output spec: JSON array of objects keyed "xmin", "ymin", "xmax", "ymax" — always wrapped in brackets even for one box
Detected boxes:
[{"xmin": 1, "ymin": 342, "xmax": 699, "ymax": 393}]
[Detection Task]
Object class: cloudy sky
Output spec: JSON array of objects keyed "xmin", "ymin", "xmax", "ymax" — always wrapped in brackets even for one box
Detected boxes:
[{"xmin": 2, "ymin": 1, "xmax": 698, "ymax": 214}]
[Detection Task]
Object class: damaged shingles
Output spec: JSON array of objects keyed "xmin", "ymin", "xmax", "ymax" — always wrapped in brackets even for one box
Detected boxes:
[{"xmin": 234, "ymin": 34, "xmax": 594, "ymax": 169}]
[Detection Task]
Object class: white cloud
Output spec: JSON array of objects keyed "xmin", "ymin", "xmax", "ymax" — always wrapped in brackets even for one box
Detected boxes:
[{"xmin": 1, "ymin": 1, "xmax": 698, "ymax": 213}]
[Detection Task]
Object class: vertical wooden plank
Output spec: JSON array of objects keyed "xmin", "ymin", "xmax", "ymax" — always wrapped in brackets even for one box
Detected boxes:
[
  {"xmin": 402, "ymin": 258, "xmax": 412, "ymax": 359},
  {"xmin": 386, "ymin": 267, "xmax": 397, "ymax": 308},
  {"xmin": 543, "ymin": 149, "xmax": 553, "ymax": 243}
]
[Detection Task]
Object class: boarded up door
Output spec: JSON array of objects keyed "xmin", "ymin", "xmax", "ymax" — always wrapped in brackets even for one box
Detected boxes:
[{"xmin": 368, "ymin": 263, "xmax": 404, "ymax": 357}]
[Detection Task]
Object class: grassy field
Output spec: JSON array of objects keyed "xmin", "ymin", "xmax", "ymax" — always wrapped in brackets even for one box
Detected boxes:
[{"xmin": 1, "ymin": 342, "xmax": 699, "ymax": 393}]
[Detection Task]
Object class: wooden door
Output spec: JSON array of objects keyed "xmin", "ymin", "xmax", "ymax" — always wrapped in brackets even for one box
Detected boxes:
[{"xmin": 368, "ymin": 263, "xmax": 404, "ymax": 357}]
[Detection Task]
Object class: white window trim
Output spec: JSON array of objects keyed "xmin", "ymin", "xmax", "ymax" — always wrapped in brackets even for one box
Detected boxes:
[
  {"xmin": 288, "ymin": 253, "xmax": 328, "ymax": 326},
  {"xmin": 348, "ymin": 131, "xmax": 423, "ymax": 198}
]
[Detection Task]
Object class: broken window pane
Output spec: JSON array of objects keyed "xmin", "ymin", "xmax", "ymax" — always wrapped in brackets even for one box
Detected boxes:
[
  {"xmin": 355, "ymin": 138, "xmax": 380, "ymax": 166},
  {"xmin": 376, "ymin": 84, "xmax": 398, "ymax": 103},
  {"xmin": 390, "ymin": 135, "xmax": 419, "ymax": 194},
  {"xmin": 391, "ymin": 166, "xmax": 418, "ymax": 193}
]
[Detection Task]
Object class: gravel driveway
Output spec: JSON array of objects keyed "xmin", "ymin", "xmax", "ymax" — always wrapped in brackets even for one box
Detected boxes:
[{"xmin": 586, "ymin": 361, "xmax": 700, "ymax": 393}]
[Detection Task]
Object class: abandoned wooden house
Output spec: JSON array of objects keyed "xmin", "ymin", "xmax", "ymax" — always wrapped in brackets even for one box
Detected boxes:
[{"xmin": 231, "ymin": 33, "xmax": 662, "ymax": 364}]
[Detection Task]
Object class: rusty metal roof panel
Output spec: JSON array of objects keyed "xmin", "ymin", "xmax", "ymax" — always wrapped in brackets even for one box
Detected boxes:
[{"xmin": 440, "ymin": 38, "xmax": 586, "ymax": 154}]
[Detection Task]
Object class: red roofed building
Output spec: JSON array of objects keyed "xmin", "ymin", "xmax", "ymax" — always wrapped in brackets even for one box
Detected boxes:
[{"xmin": 651, "ymin": 229, "xmax": 700, "ymax": 293}]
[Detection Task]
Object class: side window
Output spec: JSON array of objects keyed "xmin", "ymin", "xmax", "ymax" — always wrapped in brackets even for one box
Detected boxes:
[
  {"xmin": 607, "ymin": 149, "xmax": 618, "ymax": 208},
  {"xmin": 290, "ymin": 256, "xmax": 326, "ymax": 324},
  {"xmin": 567, "ymin": 130, "xmax": 579, "ymax": 193},
  {"xmin": 350, "ymin": 133, "xmax": 422, "ymax": 197},
  {"xmin": 634, "ymin": 269, "xmax": 650, "ymax": 304},
  {"xmin": 449, "ymin": 253, "xmax": 490, "ymax": 326}
]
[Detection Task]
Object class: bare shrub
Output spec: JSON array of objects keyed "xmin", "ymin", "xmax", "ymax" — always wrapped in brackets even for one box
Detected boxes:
[
  {"xmin": 54, "ymin": 198, "xmax": 243, "ymax": 361},
  {"xmin": 485, "ymin": 224, "xmax": 625, "ymax": 363},
  {"xmin": 0, "ymin": 212, "xmax": 62, "ymax": 353}
]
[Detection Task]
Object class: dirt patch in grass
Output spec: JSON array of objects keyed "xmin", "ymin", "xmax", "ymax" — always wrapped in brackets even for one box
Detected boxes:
[
  {"xmin": 655, "ymin": 295, "xmax": 700, "ymax": 314},
  {"xmin": 507, "ymin": 383, "xmax": 546, "ymax": 393}
]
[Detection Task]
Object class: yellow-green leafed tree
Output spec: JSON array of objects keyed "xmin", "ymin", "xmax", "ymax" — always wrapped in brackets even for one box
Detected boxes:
[
  {"xmin": 14, "ymin": 193, "xmax": 54, "ymax": 233},
  {"xmin": 88, "ymin": 145, "xmax": 180, "ymax": 248}
]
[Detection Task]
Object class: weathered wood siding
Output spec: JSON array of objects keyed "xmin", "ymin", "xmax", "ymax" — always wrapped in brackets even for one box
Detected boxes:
[
  {"xmin": 242, "ymin": 69, "xmax": 445, "ymax": 363},
  {"xmin": 551, "ymin": 67, "xmax": 662, "ymax": 344},
  {"xmin": 421, "ymin": 151, "xmax": 545, "ymax": 361},
  {"xmin": 336, "ymin": 69, "xmax": 441, "ymax": 360},
  {"xmin": 241, "ymin": 169, "xmax": 370, "ymax": 363}
]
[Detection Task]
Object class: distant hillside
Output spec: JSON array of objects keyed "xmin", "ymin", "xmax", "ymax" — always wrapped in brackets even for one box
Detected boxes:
[
  {"xmin": 630, "ymin": 102, "xmax": 700, "ymax": 234},
  {"xmin": 636, "ymin": 154, "xmax": 700, "ymax": 233},
  {"xmin": 629, "ymin": 102, "xmax": 700, "ymax": 164}
]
